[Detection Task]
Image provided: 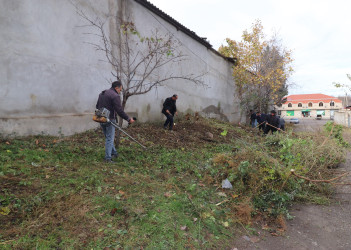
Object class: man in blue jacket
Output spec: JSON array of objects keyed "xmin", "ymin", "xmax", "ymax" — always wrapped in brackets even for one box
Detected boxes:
[
  {"xmin": 96, "ymin": 81, "xmax": 134, "ymax": 163},
  {"xmin": 162, "ymin": 94, "xmax": 178, "ymax": 130}
]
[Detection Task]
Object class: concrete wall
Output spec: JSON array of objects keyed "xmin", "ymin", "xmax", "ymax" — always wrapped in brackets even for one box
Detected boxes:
[
  {"xmin": 0, "ymin": 0, "xmax": 241, "ymax": 137},
  {"xmin": 334, "ymin": 110, "xmax": 351, "ymax": 127}
]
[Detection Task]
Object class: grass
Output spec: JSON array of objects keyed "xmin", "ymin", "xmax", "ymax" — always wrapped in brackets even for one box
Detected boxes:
[{"xmin": 0, "ymin": 117, "xmax": 347, "ymax": 249}]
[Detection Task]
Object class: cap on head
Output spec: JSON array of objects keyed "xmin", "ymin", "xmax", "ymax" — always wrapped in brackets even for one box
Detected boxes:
[{"xmin": 270, "ymin": 110, "xmax": 276, "ymax": 115}]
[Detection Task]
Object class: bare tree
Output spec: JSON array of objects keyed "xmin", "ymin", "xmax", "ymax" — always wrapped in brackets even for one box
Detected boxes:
[{"xmin": 74, "ymin": 6, "xmax": 205, "ymax": 147}]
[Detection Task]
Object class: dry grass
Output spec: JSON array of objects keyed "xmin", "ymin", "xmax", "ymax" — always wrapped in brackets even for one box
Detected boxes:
[
  {"xmin": 232, "ymin": 199, "xmax": 254, "ymax": 225},
  {"xmin": 22, "ymin": 194, "xmax": 98, "ymax": 244}
]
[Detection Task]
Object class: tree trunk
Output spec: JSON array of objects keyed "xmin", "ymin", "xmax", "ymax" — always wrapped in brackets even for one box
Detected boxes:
[{"xmin": 115, "ymin": 96, "xmax": 128, "ymax": 149}]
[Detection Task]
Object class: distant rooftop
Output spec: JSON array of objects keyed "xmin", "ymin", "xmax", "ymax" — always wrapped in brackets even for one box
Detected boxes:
[{"xmin": 285, "ymin": 94, "xmax": 342, "ymax": 104}]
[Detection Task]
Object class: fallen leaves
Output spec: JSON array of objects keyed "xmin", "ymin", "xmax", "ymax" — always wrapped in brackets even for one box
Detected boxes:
[
  {"xmin": 0, "ymin": 206, "xmax": 10, "ymax": 215},
  {"xmin": 164, "ymin": 192, "xmax": 172, "ymax": 198},
  {"xmin": 110, "ymin": 208, "xmax": 117, "ymax": 216}
]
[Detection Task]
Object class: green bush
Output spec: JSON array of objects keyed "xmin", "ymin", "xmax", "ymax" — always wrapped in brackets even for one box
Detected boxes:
[
  {"xmin": 208, "ymin": 131, "xmax": 345, "ymax": 218},
  {"xmin": 324, "ymin": 121, "xmax": 349, "ymax": 147}
]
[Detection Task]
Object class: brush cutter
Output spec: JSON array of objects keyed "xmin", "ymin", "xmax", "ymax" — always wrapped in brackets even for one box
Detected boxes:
[{"xmin": 93, "ymin": 108, "xmax": 146, "ymax": 149}]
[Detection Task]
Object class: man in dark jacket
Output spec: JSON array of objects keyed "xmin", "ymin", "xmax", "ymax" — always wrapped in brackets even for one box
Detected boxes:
[
  {"xmin": 162, "ymin": 94, "xmax": 178, "ymax": 130},
  {"xmin": 264, "ymin": 110, "xmax": 280, "ymax": 134},
  {"xmin": 96, "ymin": 81, "xmax": 134, "ymax": 163},
  {"xmin": 256, "ymin": 111, "xmax": 266, "ymax": 132},
  {"xmin": 278, "ymin": 116, "xmax": 285, "ymax": 131}
]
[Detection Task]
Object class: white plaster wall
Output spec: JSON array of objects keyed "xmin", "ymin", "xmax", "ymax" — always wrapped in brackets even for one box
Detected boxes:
[
  {"xmin": 0, "ymin": 0, "xmax": 241, "ymax": 137},
  {"xmin": 334, "ymin": 110, "xmax": 351, "ymax": 127},
  {"xmin": 110, "ymin": 0, "xmax": 241, "ymax": 123},
  {"xmin": 0, "ymin": 0, "xmax": 115, "ymax": 136}
]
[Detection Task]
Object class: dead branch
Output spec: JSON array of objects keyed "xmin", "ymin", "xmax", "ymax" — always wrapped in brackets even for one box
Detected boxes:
[
  {"xmin": 266, "ymin": 122, "xmax": 286, "ymax": 133},
  {"xmin": 216, "ymin": 199, "xmax": 230, "ymax": 206},
  {"xmin": 290, "ymin": 169, "xmax": 349, "ymax": 184},
  {"xmin": 321, "ymin": 123, "xmax": 335, "ymax": 147}
]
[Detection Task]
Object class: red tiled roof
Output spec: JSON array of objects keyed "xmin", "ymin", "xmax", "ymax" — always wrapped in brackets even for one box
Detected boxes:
[{"xmin": 284, "ymin": 94, "xmax": 342, "ymax": 104}]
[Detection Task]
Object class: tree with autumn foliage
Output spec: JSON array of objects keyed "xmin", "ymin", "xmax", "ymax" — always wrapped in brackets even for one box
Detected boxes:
[{"xmin": 219, "ymin": 20, "xmax": 293, "ymax": 114}]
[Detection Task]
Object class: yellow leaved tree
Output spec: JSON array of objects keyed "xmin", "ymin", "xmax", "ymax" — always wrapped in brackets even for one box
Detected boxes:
[{"xmin": 219, "ymin": 20, "xmax": 293, "ymax": 114}]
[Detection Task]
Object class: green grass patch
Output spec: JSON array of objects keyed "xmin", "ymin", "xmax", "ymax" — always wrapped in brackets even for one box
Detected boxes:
[{"xmin": 0, "ymin": 118, "xmax": 346, "ymax": 248}]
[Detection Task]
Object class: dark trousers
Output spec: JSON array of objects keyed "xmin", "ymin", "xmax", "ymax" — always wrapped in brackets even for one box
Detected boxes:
[
  {"xmin": 259, "ymin": 123, "xmax": 266, "ymax": 131},
  {"xmin": 163, "ymin": 113, "xmax": 174, "ymax": 130},
  {"xmin": 264, "ymin": 124, "xmax": 277, "ymax": 134}
]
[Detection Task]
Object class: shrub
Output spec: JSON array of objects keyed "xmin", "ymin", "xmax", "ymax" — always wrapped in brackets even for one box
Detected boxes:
[{"xmin": 208, "ymin": 131, "xmax": 345, "ymax": 219}]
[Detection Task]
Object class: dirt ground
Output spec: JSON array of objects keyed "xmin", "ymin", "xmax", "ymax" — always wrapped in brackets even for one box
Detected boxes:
[
  {"xmin": 233, "ymin": 122, "xmax": 351, "ymax": 250},
  {"xmin": 125, "ymin": 115, "xmax": 245, "ymax": 148},
  {"xmin": 233, "ymin": 154, "xmax": 351, "ymax": 250}
]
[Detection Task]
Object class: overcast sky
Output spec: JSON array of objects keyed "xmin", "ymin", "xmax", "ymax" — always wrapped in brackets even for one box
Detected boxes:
[{"xmin": 147, "ymin": 0, "xmax": 351, "ymax": 97}]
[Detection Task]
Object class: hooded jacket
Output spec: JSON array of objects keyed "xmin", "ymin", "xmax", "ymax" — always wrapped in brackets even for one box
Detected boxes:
[{"xmin": 96, "ymin": 87, "xmax": 130, "ymax": 121}]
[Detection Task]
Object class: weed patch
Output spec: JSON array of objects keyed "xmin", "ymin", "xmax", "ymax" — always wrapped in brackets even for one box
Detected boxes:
[{"xmin": 0, "ymin": 116, "xmax": 346, "ymax": 248}]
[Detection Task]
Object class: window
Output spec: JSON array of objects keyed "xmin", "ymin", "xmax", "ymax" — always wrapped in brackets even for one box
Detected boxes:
[
  {"xmin": 308, "ymin": 102, "xmax": 313, "ymax": 107},
  {"xmin": 288, "ymin": 103, "xmax": 292, "ymax": 107},
  {"xmin": 319, "ymin": 102, "xmax": 324, "ymax": 107},
  {"xmin": 298, "ymin": 103, "xmax": 302, "ymax": 107},
  {"xmin": 330, "ymin": 101, "xmax": 335, "ymax": 106}
]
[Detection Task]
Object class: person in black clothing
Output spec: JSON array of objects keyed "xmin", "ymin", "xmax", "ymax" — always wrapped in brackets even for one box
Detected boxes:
[
  {"xmin": 264, "ymin": 110, "xmax": 280, "ymax": 134},
  {"xmin": 278, "ymin": 116, "xmax": 285, "ymax": 131},
  {"xmin": 250, "ymin": 110, "xmax": 257, "ymax": 128},
  {"xmin": 162, "ymin": 94, "xmax": 178, "ymax": 130},
  {"xmin": 256, "ymin": 111, "xmax": 266, "ymax": 132}
]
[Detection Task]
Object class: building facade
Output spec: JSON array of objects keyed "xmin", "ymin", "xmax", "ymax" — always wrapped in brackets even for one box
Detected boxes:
[{"xmin": 275, "ymin": 94, "xmax": 342, "ymax": 119}]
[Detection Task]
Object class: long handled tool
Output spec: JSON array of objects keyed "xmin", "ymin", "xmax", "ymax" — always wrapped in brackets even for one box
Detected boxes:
[
  {"xmin": 109, "ymin": 119, "xmax": 146, "ymax": 149},
  {"xmin": 93, "ymin": 108, "xmax": 147, "ymax": 149}
]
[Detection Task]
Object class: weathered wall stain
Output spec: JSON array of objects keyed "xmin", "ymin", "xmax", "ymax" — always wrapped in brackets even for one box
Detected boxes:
[
  {"xmin": 146, "ymin": 103, "xmax": 151, "ymax": 113},
  {"xmin": 30, "ymin": 94, "xmax": 37, "ymax": 108},
  {"xmin": 201, "ymin": 105, "xmax": 229, "ymax": 122}
]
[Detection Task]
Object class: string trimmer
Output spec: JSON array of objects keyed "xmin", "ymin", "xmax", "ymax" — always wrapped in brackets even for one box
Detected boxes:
[{"xmin": 93, "ymin": 108, "xmax": 146, "ymax": 149}]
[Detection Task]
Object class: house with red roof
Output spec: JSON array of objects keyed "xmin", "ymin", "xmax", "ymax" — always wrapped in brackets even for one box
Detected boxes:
[{"xmin": 275, "ymin": 94, "xmax": 342, "ymax": 119}]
